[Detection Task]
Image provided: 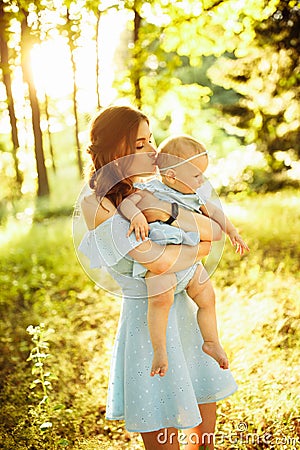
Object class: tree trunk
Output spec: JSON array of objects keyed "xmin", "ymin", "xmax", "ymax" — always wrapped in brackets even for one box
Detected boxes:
[
  {"xmin": 0, "ymin": 2, "xmax": 23, "ymax": 188},
  {"xmin": 44, "ymin": 94, "xmax": 56, "ymax": 173},
  {"xmin": 95, "ymin": 10, "xmax": 101, "ymax": 110},
  {"xmin": 20, "ymin": 12, "xmax": 49, "ymax": 196},
  {"xmin": 133, "ymin": 6, "xmax": 142, "ymax": 108},
  {"xmin": 66, "ymin": 8, "xmax": 83, "ymax": 177}
]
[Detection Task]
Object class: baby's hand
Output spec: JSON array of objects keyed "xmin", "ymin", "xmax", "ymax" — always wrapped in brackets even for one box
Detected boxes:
[
  {"xmin": 127, "ymin": 212, "xmax": 150, "ymax": 241},
  {"xmin": 228, "ymin": 230, "xmax": 250, "ymax": 255}
]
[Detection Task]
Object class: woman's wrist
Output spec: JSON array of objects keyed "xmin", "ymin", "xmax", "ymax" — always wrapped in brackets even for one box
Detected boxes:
[{"xmin": 163, "ymin": 203, "xmax": 179, "ymax": 225}]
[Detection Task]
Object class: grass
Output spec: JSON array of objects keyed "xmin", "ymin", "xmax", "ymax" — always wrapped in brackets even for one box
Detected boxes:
[
  {"xmin": 212, "ymin": 189, "xmax": 300, "ymax": 449},
  {"xmin": 0, "ymin": 188, "xmax": 299, "ymax": 449}
]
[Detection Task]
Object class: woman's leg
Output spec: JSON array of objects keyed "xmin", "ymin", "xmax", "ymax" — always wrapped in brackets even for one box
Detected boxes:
[
  {"xmin": 141, "ymin": 403, "xmax": 216, "ymax": 449},
  {"xmin": 186, "ymin": 264, "xmax": 228, "ymax": 369},
  {"xmin": 141, "ymin": 427, "xmax": 180, "ymax": 449},
  {"xmin": 183, "ymin": 403, "xmax": 217, "ymax": 450},
  {"xmin": 145, "ymin": 271, "xmax": 176, "ymax": 377}
]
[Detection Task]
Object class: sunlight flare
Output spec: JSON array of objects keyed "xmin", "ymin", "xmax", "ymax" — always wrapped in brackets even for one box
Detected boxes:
[{"xmin": 30, "ymin": 38, "xmax": 73, "ymax": 98}]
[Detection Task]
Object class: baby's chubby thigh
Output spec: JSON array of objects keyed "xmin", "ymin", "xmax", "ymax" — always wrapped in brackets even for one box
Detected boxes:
[
  {"xmin": 146, "ymin": 221, "xmax": 201, "ymax": 297},
  {"xmin": 145, "ymin": 271, "xmax": 177, "ymax": 298},
  {"xmin": 174, "ymin": 264, "xmax": 199, "ymax": 295}
]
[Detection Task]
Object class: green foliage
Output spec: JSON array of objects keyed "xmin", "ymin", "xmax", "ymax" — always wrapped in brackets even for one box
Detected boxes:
[
  {"xmin": 0, "ymin": 189, "xmax": 299, "ymax": 448},
  {"xmin": 118, "ymin": 0, "xmax": 299, "ymax": 186},
  {"xmin": 26, "ymin": 323, "xmax": 57, "ymax": 429},
  {"xmin": 212, "ymin": 190, "xmax": 300, "ymax": 448},
  {"xmin": 0, "ymin": 215, "xmax": 135, "ymax": 449},
  {"xmin": 1, "ymin": 0, "xmax": 298, "ymax": 201},
  {"xmin": 217, "ymin": 164, "xmax": 300, "ymax": 195},
  {"xmin": 207, "ymin": 0, "xmax": 300, "ymax": 168}
]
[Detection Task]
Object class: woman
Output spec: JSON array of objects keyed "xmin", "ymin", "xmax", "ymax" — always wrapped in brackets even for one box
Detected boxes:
[{"xmin": 78, "ymin": 105, "xmax": 237, "ymax": 449}]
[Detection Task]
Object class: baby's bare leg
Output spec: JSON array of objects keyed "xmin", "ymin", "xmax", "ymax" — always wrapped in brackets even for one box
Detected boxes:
[
  {"xmin": 145, "ymin": 271, "xmax": 177, "ymax": 377},
  {"xmin": 186, "ymin": 264, "xmax": 228, "ymax": 369}
]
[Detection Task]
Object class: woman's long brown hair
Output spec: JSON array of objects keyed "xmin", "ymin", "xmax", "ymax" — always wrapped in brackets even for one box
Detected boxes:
[{"xmin": 87, "ymin": 106, "xmax": 149, "ymax": 207}]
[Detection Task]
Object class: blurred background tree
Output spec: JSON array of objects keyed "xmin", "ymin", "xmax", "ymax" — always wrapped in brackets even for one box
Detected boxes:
[
  {"xmin": 0, "ymin": 0, "xmax": 299, "ymax": 211},
  {"xmin": 207, "ymin": 0, "xmax": 300, "ymax": 191}
]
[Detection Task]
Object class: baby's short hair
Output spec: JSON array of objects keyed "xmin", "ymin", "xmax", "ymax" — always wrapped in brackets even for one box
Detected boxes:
[{"xmin": 157, "ymin": 135, "xmax": 207, "ymax": 171}]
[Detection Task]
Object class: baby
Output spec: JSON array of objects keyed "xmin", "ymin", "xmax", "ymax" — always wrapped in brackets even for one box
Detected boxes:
[{"xmin": 118, "ymin": 135, "xmax": 249, "ymax": 377}]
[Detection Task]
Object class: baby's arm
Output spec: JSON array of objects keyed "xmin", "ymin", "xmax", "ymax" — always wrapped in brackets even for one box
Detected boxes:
[
  {"xmin": 200, "ymin": 201, "xmax": 250, "ymax": 255},
  {"xmin": 118, "ymin": 192, "xmax": 150, "ymax": 241}
]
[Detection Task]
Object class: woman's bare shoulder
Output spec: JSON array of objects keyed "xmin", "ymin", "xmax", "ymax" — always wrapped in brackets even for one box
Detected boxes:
[{"xmin": 81, "ymin": 193, "xmax": 116, "ymax": 229}]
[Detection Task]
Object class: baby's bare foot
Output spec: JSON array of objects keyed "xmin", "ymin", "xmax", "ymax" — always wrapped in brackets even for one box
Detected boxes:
[
  {"xmin": 150, "ymin": 349, "xmax": 168, "ymax": 377},
  {"xmin": 202, "ymin": 341, "xmax": 229, "ymax": 370}
]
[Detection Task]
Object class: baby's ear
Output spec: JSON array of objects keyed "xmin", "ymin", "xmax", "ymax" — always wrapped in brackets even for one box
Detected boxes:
[{"xmin": 164, "ymin": 168, "xmax": 176, "ymax": 183}]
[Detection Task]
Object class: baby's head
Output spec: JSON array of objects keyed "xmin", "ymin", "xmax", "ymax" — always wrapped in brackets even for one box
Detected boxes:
[{"xmin": 157, "ymin": 135, "xmax": 208, "ymax": 194}]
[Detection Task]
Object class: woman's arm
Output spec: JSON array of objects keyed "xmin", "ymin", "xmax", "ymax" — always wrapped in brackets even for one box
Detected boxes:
[
  {"xmin": 135, "ymin": 193, "xmax": 222, "ymax": 242},
  {"xmin": 128, "ymin": 239, "xmax": 211, "ymax": 275}
]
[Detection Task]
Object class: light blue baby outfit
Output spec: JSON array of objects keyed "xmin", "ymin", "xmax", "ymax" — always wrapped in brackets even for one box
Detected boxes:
[
  {"xmin": 134, "ymin": 178, "xmax": 210, "ymax": 212},
  {"xmin": 79, "ymin": 195, "xmax": 238, "ymax": 432},
  {"xmin": 131, "ymin": 179, "xmax": 208, "ymax": 280}
]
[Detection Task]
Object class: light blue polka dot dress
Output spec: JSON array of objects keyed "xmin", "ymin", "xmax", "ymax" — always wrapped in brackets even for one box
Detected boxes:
[{"xmin": 78, "ymin": 212, "xmax": 238, "ymax": 433}]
